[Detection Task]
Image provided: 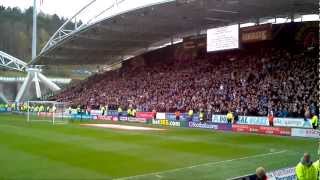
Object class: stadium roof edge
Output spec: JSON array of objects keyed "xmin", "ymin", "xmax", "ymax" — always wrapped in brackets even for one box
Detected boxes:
[{"xmin": 33, "ymin": 0, "xmax": 318, "ymax": 65}]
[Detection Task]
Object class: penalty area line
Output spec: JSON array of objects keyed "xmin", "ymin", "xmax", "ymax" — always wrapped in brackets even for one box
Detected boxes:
[{"xmin": 114, "ymin": 150, "xmax": 287, "ymax": 180}]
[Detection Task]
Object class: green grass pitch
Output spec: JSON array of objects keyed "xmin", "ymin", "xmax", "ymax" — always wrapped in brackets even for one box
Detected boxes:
[{"xmin": 0, "ymin": 114, "xmax": 317, "ymax": 179}]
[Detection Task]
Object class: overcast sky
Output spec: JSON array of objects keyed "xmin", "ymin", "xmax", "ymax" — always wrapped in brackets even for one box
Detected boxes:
[
  {"xmin": 0, "ymin": 0, "xmax": 92, "ymax": 18},
  {"xmin": 0, "ymin": 0, "xmax": 167, "ymax": 21},
  {"xmin": 1, "ymin": 0, "xmax": 317, "ymax": 24}
]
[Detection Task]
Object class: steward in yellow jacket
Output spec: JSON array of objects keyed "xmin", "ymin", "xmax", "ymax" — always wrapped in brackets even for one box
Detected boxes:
[
  {"xmin": 296, "ymin": 153, "xmax": 317, "ymax": 180},
  {"xmin": 311, "ymin": 115, "xmax": 318, "ymax": 129},
  {"xmin": 226, "ymin": 111, "xmax": 234, "ymax": 124},
  {"xmin": 313, "ymin": 160, "xmax": 319, "ymax": 180}
]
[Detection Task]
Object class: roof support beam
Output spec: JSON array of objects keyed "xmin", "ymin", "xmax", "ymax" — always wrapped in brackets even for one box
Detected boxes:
[{"xmin": 0, "ymin": 51, "xmax": 27, "ymax": 71}]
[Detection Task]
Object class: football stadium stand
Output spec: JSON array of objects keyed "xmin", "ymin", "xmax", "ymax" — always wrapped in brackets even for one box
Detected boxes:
[
  {"xmin": 53, "ymin": 27, "xmax": 318, "ymax": 118},
  {"xmin": 0, "ymin": 0, "xmax": 318, "ymax": 179}
]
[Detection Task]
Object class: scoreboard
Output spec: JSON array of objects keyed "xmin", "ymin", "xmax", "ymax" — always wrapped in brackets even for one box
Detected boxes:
[{"xmin": 207, "ymin": 24, "xmax": 239, "ymax": 52}]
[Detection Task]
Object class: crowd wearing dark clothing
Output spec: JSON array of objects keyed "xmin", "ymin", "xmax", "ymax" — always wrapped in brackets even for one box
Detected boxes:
[{"xmin": 54, "ymin": 47, "xmax": 318, "ymax": 118}]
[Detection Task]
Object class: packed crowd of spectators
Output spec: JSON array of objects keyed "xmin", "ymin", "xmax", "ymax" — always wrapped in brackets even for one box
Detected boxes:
[{"xmin": 54, "ymin": 46, "xmax": 318, "ymax": 118}]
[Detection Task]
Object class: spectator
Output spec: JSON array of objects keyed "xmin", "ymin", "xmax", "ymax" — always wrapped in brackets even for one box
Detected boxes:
[
  {"xmin": 117, "ymin": 106, "xmax": 122, "ymax": 120},
  {"xmin": 175, "ymin": 110, "xmax": 181, "ymax": 121},
  {"xmin": 188, "ymin": 108, "xmax": 194, "ymax": 121},
  {"xmin": 132, "ymin": 107, "xmax": 137, "ymax": 117},
  {"xmin": 268, "ymin": 110, "xmax": 274, "ymax": 127},
  {"xmin": 199, "ymin": 108, "xmax": 205, "ymax": 123},
  {"xmin": 311, "ymin": 114, "xmax": 318, "ymax": 129},
  {"xmin": 295, "ymin": 153, "xmax": 317, "ymax": 180},
  {"xmin": 53, "ymin": 47, "xmax": 318, "ymax": 118},
  {"xmin": 313, "ymin": 158, "xmax": 319, "ymax": 179},
  {"xmin": 127, "ymin": 107, "xmax": 132, "ymax": 117},
  {"xmin": 234, "ymin": 109, "xmax": 239, "ymax": 124},
  {"xmin": 152, "ymin": 108, "xmax": 157, "ymax": 120},
  {"xmin": 255, "ymin": 167, "xmax": 267, "ymax": 180},
  {"xmin": 227, "ymin": 111, "xmax": 234, "ymax": 124}
]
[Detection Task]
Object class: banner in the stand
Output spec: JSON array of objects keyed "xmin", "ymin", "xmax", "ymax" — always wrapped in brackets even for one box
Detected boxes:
[
  {"xmin": 232, "ymin": 124, "xmax": 291, "ymax": 136},
  {"xmin": 291, "ymin": 128, "xmax": 320, "ymax": 138},
  {"xmin": 189, "ymin": 121, "xmax": 218, "ymax": 129},
  {"xmin": 241, "ymin": 23, "xmax": 272, "ymax": 43},
  {"xmin": 0, "ymin": 108, "xmax": 7, "ymax": 112},
  {"xmin": 212, "ymin": 115, "xmax": 269, "ymax": 126},
  {"xmin": 165, "ymin": 113, "xmax": 188, "ymax": 121},
  {"xmin": 119, "ymin": 116, "xmax": 128, "ymax": 121},
  {"xmin": 71, "ymin": 114, "xmax": 92, "ymax": 120},
  {"xmin": 212, "ymin": 115, "xmax": 314, "ymax": 128},
  {"xmin": 90, "ymin": 110, "xmax": 102, "ymax": 116},
  {"xmin": 152, "ymin": 119, "xmax": 187, "ymax": 127},
  {"xmin": 136, "ymin": 112, "xmax": 154, "ymax": 120},
  {"xmin": 107, "ymin": 110, "xmax": 128, "ymax": 117},
  {"xmin": 156, "ymin": 112, "xmax": 166, "ymax": 120},
  {"xmin": 237, "ymin": 116, "xmax": 269, "ymax": 126},
  {"xmin": 274, "ymin": 118, "xmax": 312, "ymax": 128},
  {"xmin": 93, "ymin": 115, "xmax": 115, "ymax": 121},
  {"xmin": 128, "ymin": 117, "xmax": 147, "ymax": 123},
  {"xmin": 188, "ymin": 122, "xmax": 232, "ymax": 131},
  {"xmin": 266, "ymin": 167, "xmax": 295, "ymax": 180},
  {"xmin": 211, "ymin": 115, "xmax": 228, "ymax": 123}
]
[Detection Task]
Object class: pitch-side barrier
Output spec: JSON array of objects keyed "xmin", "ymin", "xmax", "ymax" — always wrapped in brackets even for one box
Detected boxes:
[{"xmin": 1, "ymin": 109, "xmax": 319, "ymax": 138}]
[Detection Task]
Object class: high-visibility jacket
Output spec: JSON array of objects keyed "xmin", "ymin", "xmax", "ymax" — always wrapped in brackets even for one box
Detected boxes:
[
  {"xmin": 199, "ymin": 112, "xmax": 204, "ymax": 119},
  {"xmin": 127, "ymin": 109, "xmax": 132, "ymax": 116},
  {"xmin": 188, "ymin": 110, "xmax": 193, "ymax": 116},
  {"xmin": 312, "ymin": 115, "xmax": 318, "ymax": 126},
  {"xmin": 227, "ymin": 112, "xmax": 234, "ymax": 120},
  {"xmin": 132, "ymin": 109, "xmax": 136, "ymax": 117},
  {"xmin": 314, "ymin": 160, "xmax": 320, "ymax": 179},
  {"xmin": 295, "ymin": 162, "xmax": 317, "ymax": 180}
]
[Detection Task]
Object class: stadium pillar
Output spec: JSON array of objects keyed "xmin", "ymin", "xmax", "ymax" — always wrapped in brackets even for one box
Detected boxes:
[
  {"xmin": 37, "ymin": 73, "xmax": 60, "ymax": 92},
  {"xmin": 33, "ymin": 72, "xmax": 41, "ymax": 98},
  {"xmin": 32, "ymin": 0, "xmax": 37, "ymax": 60},
  {"xmin": 15, "ymin": 71, "xmax": 33, "ymax": 102},
  {"xmin": 15, "ymin": 67, "xmax": 61, "ymax": 103}
]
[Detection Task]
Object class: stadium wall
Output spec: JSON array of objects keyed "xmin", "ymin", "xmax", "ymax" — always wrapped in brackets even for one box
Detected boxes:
[{"xmin": 1, "ymin": 108, "xmax": 318, "ymax": 138}]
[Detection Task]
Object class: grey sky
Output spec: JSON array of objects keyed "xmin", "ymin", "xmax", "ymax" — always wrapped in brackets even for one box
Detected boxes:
[
  {"xmin": 1, "ymin": 0, "xmax": 317, "ymax": 23},
  {"xmin": 1, "ymin": 0, "xmax": 91, "ymax": 18},
  {"xmin": 0, "ymin": 0, "xmax": 168, "ymax": 21}
]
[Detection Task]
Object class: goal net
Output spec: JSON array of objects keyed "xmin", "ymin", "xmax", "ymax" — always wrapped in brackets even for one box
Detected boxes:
[{"xmin": 27, "ymin": 101, "xmax": 67, "ymax": 124}]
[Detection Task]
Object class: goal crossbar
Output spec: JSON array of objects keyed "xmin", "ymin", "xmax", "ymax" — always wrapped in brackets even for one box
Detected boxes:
[{"xmin": 26, "ymin": 101, "xmax": 67, "ymax": 125}]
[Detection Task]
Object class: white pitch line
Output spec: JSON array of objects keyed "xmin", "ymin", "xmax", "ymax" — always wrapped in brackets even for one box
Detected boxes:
[{"xmin": 114, "ymin": 150, "xmax": 287, "ymax": 180}]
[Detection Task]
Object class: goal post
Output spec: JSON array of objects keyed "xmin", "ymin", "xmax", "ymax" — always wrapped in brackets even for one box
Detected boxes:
[{"xmin": 26, "ymin": 101, "xmax": 68, "ymax": 125}]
